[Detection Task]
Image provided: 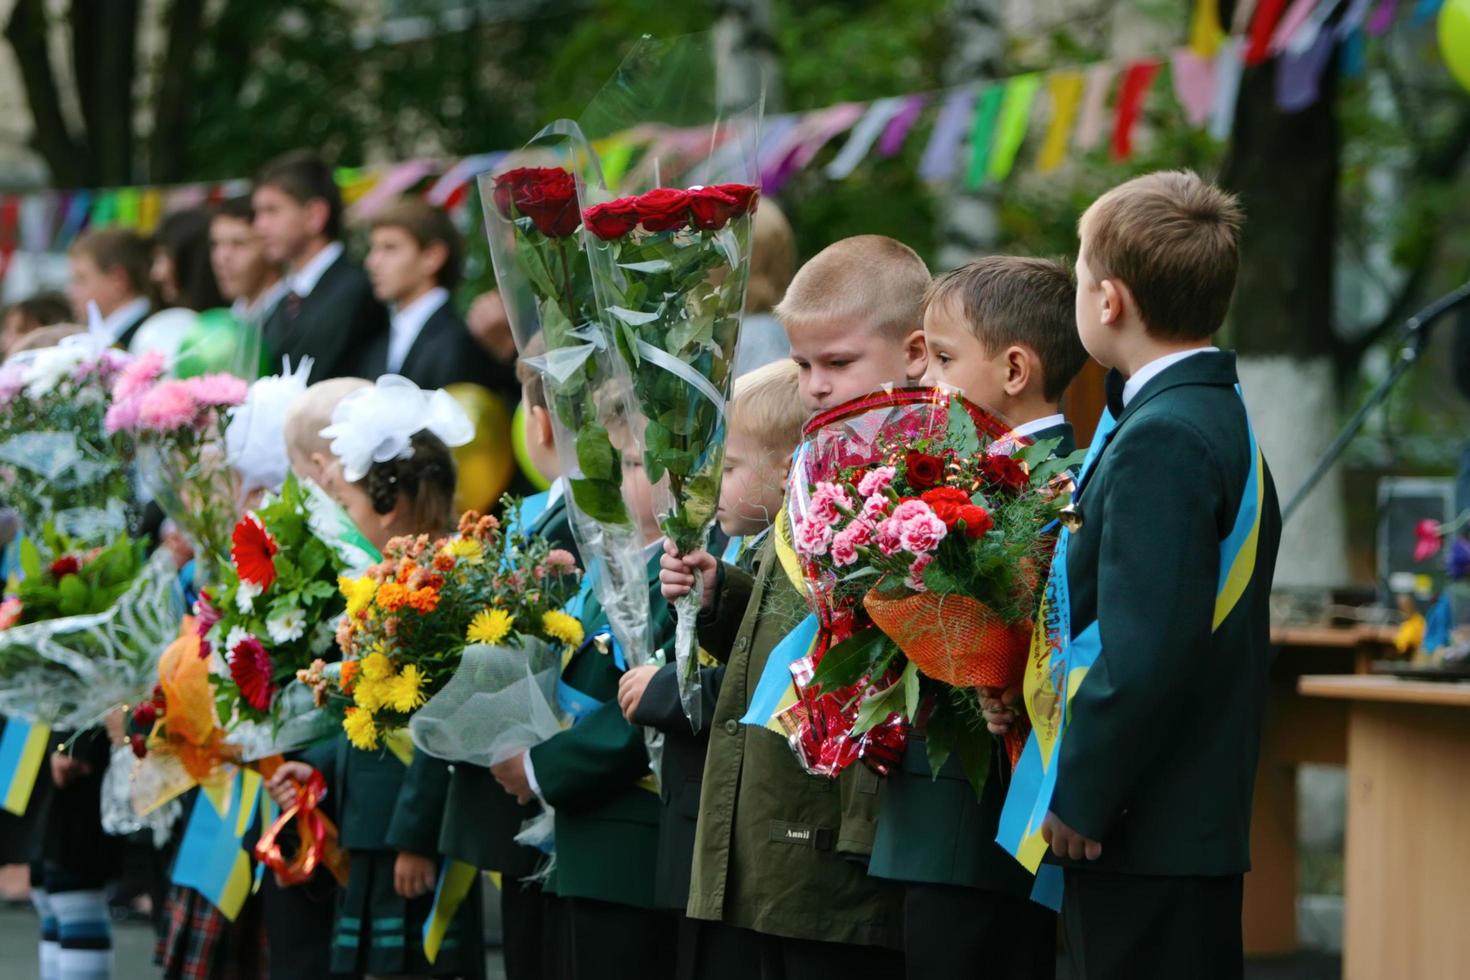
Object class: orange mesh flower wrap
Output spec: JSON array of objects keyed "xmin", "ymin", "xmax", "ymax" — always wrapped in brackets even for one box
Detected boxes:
[{"xmin": 862, "ymin": 591, "xmax": 1031, "ymax": 689}]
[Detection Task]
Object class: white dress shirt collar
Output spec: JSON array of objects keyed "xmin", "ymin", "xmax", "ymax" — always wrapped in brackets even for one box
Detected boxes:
[
  {"xmin": 1121, "ymin": 347, "xmax": 1218, "ymax": 408},
  {"xmin": 231, "ymin": 278, "xmax": 291, "ymax": 326},
  {"xmin": 103, "ymin": 297, "xmax": 150, "ymax": 345},
  {"xmin": 386, "ymin": 287, "xmax": 449, "ymax": 375},
  {"xmin": 289, "ymin": 241, "xmax": 344, "ymax": 298},
  {"xmin": 1010, "ymin": 413, "xmax": 1067, "ymax": 440}
]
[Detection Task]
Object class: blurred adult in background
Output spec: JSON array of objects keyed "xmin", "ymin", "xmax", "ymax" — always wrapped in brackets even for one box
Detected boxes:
[
  {"xmin": 359, "ymin": 197, "xmax": 513, "ymax": 391},
  {"xmin": 254, "ymin": 150, "xmax": 387, "ymax": 384},
  {"xmin": 0, "ymin": 291, "xmax": 73, "ymax": 359},
  {"xmin": 733, "ymin": 197, "xmax": 796, "ymax": 377},
  {"xmin": 151, "ymin": 209, "xmax": 226, "ymax": 312},
  {"xmin": 210, "ymin": 196, "xmax": 288, "ymax": 328},
  {"xmin": 67, "ymin": 229, "xmax": 154, "ymax": 347}
]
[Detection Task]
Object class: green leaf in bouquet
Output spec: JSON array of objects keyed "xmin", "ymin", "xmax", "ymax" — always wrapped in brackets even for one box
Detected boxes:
[
  {"xmin": 810, "ymin": 627, "xmax": 889, "ymax": 692},
  {"xmin": 569, "ymin": 477, "xmax": 629, "ymax": 524},
  {"xmin": 18, "ymin": 537, "xmax": 41, "ymax": 580},
  {"xmin": 852, "ymin": 674, "xmax": 906, "ymax": 735},
  {"xmin": 575, "ymin": 425, "xmax": 618, "ymax": 481},
  {"xmin": 618, "ymin": 259, "xmax": 673, "ymax": 274},
  {"xmin": 666, "ymin": 310, "xmax": 715, "ymax": 357},
  {"xmin": 925, "ymin": 696, "xmax": 992, "ymax": 798},
  {"xmin": 56, "ymin": 574, "xmax": 89, "ymax": 616},
  {"xmin": 607, "ymin": 305, "xmax": 660, "ymax": 327},
  {"xmin": 902, "ymin": 660, "xmax": 920, "ymax": 721},
  {"xmin": 1028, "ymin": 448, "xmax": 1088, "ymax": 488},
  {"xmin": 947, "ymin": 397, "xmax": 981, "ymax": 458}
]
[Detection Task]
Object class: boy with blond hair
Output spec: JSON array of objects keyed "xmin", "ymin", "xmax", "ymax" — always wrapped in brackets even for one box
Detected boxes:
[
  {"xmin": 1012, "ymin": 171, "xmax": 1281, "ymax": 979},
  {"xmin": 618, "ymin": 360, "xmax": 806, "ymax": 974},
  {"xmin": 660, "ymin": 236, "xmax": 929, "ymax": 978},
  {"xmin": 868, "ymin": 255, "xmax": 1088, "ymax": 980}
]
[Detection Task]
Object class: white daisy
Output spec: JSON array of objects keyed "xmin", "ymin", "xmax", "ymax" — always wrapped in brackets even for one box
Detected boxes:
[
  {"xmin": 235, "ymin": 579, "xmax": 261, "ymax": 614},
  {"xmin": 266, "ymin": 607, "xmax": 306, "ymax": 644},
  {"xmin": 224, "ymin": 625, "xmax": 252, "ymax": 654}
]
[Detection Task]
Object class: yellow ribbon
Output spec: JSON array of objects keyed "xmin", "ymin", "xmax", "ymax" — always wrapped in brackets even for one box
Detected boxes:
[{"xmin": 1038, "ymin": 72, "xmax": 1085, "ymax": 173}]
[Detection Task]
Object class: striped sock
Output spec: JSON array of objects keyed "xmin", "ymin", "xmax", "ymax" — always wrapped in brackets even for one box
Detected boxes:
[
  {"xmin": 47, "ymin": 889, "xmax": 112, "ymax": 980},
  {"xmin": 30, "ymin": 887, "xmax": 60, "ymax": 980}
]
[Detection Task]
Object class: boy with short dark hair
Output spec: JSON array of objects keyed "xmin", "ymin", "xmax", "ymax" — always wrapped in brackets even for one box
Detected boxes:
[
  {"xmin": 68, "ymin": 228, "xmax": 154, "ymax": 347},
  {"xmin": 254, "ymin": 150, "xmax": 388, "ymax": 383},
  {"xmin": 210, "ymin": 196, "xmax": 288, "ymax": 327},
  {"xmin": 868, "ymin": 255, "xmax": 1087, "ymax": 980},
  {"xmin": 1016, "ymin": 171, "xmax": 1281, "ymax": 980},
  {"xmin": 660, "ymin": 235, "xmax": 931, "ymax": 978},
  {"xmin": 360, "ymin": 198, "xmax": 511, "ymax": 391}
]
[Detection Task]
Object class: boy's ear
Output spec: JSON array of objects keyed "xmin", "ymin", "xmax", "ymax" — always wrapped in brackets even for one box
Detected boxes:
[
  {"xmin": 421, "ymin": 240, "xmax": 450, "ymax": 286},
  {"xmin": 530, "ymin": 405, "xmax": 555, "ymax": 450},
  {"xmin": 1003, "ymin": 345, "xmax": 1032, "ymax": 398},
  {"xmin": 1099, "ymin": 277, "xmax": 1126, "ymax": 327},
  {"xmin": 902, "ymin": 328, "xmax": 928, "ymax": 382}
]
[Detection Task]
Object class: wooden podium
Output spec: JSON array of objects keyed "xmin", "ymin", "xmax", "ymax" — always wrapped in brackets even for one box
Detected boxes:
[{"xmin": 1298, "ymin": 674, "xmax": 1470, "ymax": 980}]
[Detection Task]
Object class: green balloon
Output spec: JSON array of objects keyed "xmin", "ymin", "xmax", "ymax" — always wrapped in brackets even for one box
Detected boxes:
[{"xmin": 172, "ymin": 309, "xmax": 268, "ymax": 380}]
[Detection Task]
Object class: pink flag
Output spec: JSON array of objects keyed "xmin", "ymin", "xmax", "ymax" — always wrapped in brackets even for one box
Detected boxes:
[{"xmin": 1171, "ymin": 48, "xmax": 1217, "ymax": 126}]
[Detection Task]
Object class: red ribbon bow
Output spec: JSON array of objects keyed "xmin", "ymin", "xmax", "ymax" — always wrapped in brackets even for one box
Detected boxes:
[{"xmin": 254, "ymin": 770, "xmax": 349, "ymax": 888}]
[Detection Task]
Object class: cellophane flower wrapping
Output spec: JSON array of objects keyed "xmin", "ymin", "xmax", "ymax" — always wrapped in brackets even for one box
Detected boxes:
[
  {"xmin": 321, "ymin": 502, "xmax": 584, "ymax": 753},
  {"xmin": 0, "ymin": 341, "xmax": 135, "ymax": 548},
  {"xmin": 480, "ymin": 128, "xmax": 655, "ymax": 693},
  {"xmin": 573, "ymin": 33, "xmax": 763, "ymax": 732},
  {"xmin": 780, "ymin": 388, "xmax": 1080, "ymax": 792}
]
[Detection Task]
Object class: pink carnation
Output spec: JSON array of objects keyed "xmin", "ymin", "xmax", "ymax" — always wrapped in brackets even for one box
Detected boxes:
[
  {"xmin": 905, "ymin": 553, "xmax": 933, "ymax": 592},
  {"xmin": 808, "ymin": 482, "xmax": 854, "ymax": 524},
  {"xmin": 104, "ymin": 398, "xmax": 140, "ymax": 434},
  {"xmin": 860, "ymin": 494, "xmax": 890, "ymax": 524},
  {"xmin": 0, "ymin": 364, "xmax": 24, "ymax": 402},
  {"xmin": 830, "ymin": 523, "xmax": 871, "ymax": 567},
  {"xmin": 875, "ymin": 517, "xmax": 904, "ymax": 556},
  {"xmin": 897, "ymin": 507, "xmax": 947, "ymax": 555},
  {"xmin": 794, "ymin": 516, "xmax": 835, "ymax": 558},
  {"xmin": 890, "ymin": 498, "xmax": 934, "ymax": 523},
  {"xmin": 136, "ymin": 380, "xmax": 201, "ymax": 432},
  {"xmin": 112, "ymin": 350, "xmax": 165, "ymax": 404},
  {"xmin": 858, "ymin": 466, "xmax": 896, "ymax": 498},
  {"xmin": 185, "ymin": 373, "xmax": 248, "ymax": 409}
]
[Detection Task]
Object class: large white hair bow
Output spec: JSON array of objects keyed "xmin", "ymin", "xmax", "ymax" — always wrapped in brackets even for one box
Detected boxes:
[
  {"xmin": 226, "ymin": 357, "xmax": 314, "ymax": 493},
  {"xmin": 320, "ymin": 374, "xmax": 473, "ymax": 483}
]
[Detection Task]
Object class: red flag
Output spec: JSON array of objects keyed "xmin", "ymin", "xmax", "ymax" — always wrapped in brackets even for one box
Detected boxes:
[
  {"xmin": 1110, "ymin": 60, "xmax": 1163, "ymax": 162},
  {"xmin": 1246, "ymin": 0, "xmax": 1289, "ymax": 65}
]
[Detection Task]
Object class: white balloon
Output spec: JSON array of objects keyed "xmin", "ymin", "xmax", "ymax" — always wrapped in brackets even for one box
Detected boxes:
[{"xmin": 127, "ymin": 308, "xmax": 199, "ymax": 365}]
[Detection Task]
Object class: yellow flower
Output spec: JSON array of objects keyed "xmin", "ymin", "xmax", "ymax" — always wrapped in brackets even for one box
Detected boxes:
[
  {"xmin": 353, "ymin": 676, "xmax": 387, "ymax": 712},
  {"xmin": 343, "ymin": 707, "xmax": 379, "ymax": 750},
  {"xmin": 445, "ymin": 538, "xmax": 484, "ymax": 565},
  {"xmin": 541, "ymin": 610, "xmax": 584, "ymax": 648},
  {"xmin": 340, "ymin": 575, "xmax": 377, "ymax": 619},
  {"xmin": 467, "ymin": 607, "xmax": 514, "ymax": 646},
  {"xmin": 360, "ymin": 651, "xmax": 393, "ymax": 682},
  {"xmin": 387, "ymin": 664, "xmax": 427, "ymax": 713}
]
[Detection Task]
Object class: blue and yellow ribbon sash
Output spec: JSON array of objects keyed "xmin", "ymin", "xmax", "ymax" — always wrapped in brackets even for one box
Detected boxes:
[
  {"xmin": 170, "ymin": 768, "xmax": 263, "ymax": 921},
  {"xmin": 0, "ymin": 717, "xmax": 50, "ymax": 816},
  {"xmin": 423, "ymin": 859, "xmax": 480, "ymax": 964},
  {"xmin": 739, "ymin": 509, "xmax": 820, "ymax": 730}
]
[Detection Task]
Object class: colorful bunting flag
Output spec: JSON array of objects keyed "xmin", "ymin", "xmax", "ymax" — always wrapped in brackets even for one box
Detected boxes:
[
  {"xmin": 761, "ymin": 103, "xmax": 865, "ymax": 193},
  {"xmin": 1338, "ymin": 0, "xmax": 1379, "ymax": 35},
  {"xmin": 1075, "ymin": 64, "xmax": 1115, "ymax": 151},
  {"xmin": 963, "ymin": 84, "xmax": 1006, "ymax": 189},
  {"xmin": 1111, "ymin": 60, "xmax": 1162, "ymax": 162},
  {"xmin": 988, "ymin": 73, "xmax": 1042, "ymax": 182},
  {"xmin": 826, "ymin": 97, "xmax": 906, "ymax": 179},
  {"xmin": 0, "ymin": 718, "xmax": 50, "ymax": 816},
  {"xmin": 1270, "ymin": 0, "xmax": 1326, "ymax": 53},
  {"xmin": 1172, "ymin": 49, "xmax": 1218, "ymax": 127},
  {"xmin": 877, "ymin": 94, "xmax": 927, "ymax": 157},
  {"xmin": 137, "ymin": 187, "xmax": 163, "ymax": 235},
  {"xmin": 1277, "ymin": 28, "xmax": 1337, "ymax": 111},
  {"xmin": 1211, "ymin": 39, "xmax": 1249, "ymax": 140},
  {"xmin": 1038, "ymin": 71, "xmax": 1085, "ymax": 173},
  {"xmin": 919, "ymin": 88, "xmax": 977, "ymax": 182},
  {"xmin": 1232, "ymin": 0, "xmax": 1263, "ymax": 33},
  {"xmin": 1247, "ymin": 0, "xmax": 1290, "ymax": 64},
  {"xmin": 1191, "ymin": 0, "xmax": 1227, "ymax": 57},
  {"xmin": 1368, "ymin": 0, "xmax": 1400, "ymax": 33}
]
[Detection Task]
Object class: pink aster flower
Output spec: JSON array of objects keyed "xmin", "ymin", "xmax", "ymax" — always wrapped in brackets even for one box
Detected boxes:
[
  {"xmin": 538, "ymin": 549, "xmax": 578, "ymax": 578},
  {"xmin": 794, "ymin": 516, "xmax": 835, "ymax": 558},
  {"xmin": 111, "ymin": 349, "xmax": 166, "ymax": 404},
  {"xmin": 136, "ymin": 380, "xmax": 201, "ymax": 432},
  {"xmin": 104, "ymin": 398, "xmax": 140, "ymax": 434},
  {"xmin": 808, "ymin": 482, "xmax": 854, "ymax": 524},
  {"xmin": 897, "ymin": 507, "xmax": 947, "ymax": 555},
  {"xmin": 858, "ymin": 466, "xmax": 896, "ymax": 498},
  {"xmin": 185, "ymin": 373, "xmax": 249, "ymax": 409}
]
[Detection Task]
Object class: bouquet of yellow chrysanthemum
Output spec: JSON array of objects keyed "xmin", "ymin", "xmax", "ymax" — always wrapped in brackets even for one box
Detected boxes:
[{"xmin": 312, "ymin": 501, "xmax": 583, "ymax": 750}]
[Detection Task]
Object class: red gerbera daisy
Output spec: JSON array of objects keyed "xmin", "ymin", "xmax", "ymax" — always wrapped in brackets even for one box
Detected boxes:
[
  {"xmin": 231, "ymin": 515, "xmax": 278, "ymax": 590},
  {"xmin": 228, "ymin": 634, "xmax": 274, "ymax": 711}
]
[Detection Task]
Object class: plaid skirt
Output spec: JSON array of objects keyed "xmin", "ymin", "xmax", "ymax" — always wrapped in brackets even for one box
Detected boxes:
[
  {"xmin": 158, "ymin": 884, "xmax": 268, "ymax": 980},
  {"xmin": 330, "ymin": 850, "xmax": 483, "ymax": 978}
]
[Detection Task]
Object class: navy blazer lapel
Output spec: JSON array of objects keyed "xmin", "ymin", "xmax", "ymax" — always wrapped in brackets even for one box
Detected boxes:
[{"xmin": 399, "ymin": 302, "xmax": 452, "ymax": 380}]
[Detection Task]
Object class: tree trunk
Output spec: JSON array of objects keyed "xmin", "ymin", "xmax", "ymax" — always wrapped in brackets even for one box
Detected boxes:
[
  {"xmin": 148, "ymin": 0, "xmax": 207, "ymax": 184},
  {"xmin": 1220, "ymin": 57, "xmax": 1348, "ymax": 588},
  {"xmin": 70, "ymin": 0, "xmax": 140, "ymax": 184},
  {"xmin": 714, "ymin": 0, "xmax": 780, "ymax": 115},
  {"xmin": 5, "ymin": 0, "xmax": 84, "ymax": 186},
  {"xmin": 935, "ymin": 0, "xmax": 1004, "ymax": 269}
]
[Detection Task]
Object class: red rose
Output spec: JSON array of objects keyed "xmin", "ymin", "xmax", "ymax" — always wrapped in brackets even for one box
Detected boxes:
[
  {"xmin": 958, "ymin": 505, "xmax": 993, "ymax": 538},
  {"xmin": 688, "ymin": 186, "xmax": 742, "ymax": 231},
  {"xmin": 512, "ymin": 169, "xmax": 580, "ymax": 238},
  {"xmin": 129, "ymin": 733, "xmax": 148, "ymax": 759},
  {"xmin": 919, "ymin": 486, "xmax": 972, "ymax": 528},
  {"xmin": 48, "ymin": 555, "xmax": 80, "ymax": 579},
  {"xmin": 583, "ymin": 198, "xmax": 641, "ymax": 240},
  {"xmin": 491, "ymin": 167, "xmax": 544, "ymax": 219},
  {"xmin": 905, "ymin": 451, "xmax": 946, "ymax": 490},
  {"xmin": 232, "ymin": 515, "xmax": 278, "ymax": 590},
  {"xmin": 131, "ymin": 700, "xmax": 158, "ymax": 730},
  {"xmin": 635, "ymin": 188, "xmax": 692, "ymax": 233},
  {"xmin": 713, "ymin": 183, "xmax": 759, "ymax": 217},
  {"xmin": 980, "ymin": 453, "xmax": 1030, "ymax": 492}
]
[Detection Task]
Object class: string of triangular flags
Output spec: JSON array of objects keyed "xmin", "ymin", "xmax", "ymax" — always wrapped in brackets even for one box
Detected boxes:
[{"xmin": 0, "ymin": 0, "xmax": 1443, "ymax": 276}]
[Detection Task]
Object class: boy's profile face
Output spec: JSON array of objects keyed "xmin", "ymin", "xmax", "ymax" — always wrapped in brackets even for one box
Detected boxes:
[
  {"xmin": 252, "ymin": 185, "xmax": 321, "ymax": 266},
  {"xmin": 211, "ymin": 215, "xmax": 272, "ymax": 303},
  {"xmin": 366, "ymin": 226, "xmax": 441, "ymax": 306},
  {"xmin": 787, "ymin": 315, "xmax": 927, "ymax": 413},
  {"xmin": 920, "ymin": 298, "xmax": 1009, "ymax": 411},
  {"xmin": 1074, "ymin": 241, "xmax": 1118, "ymax": 368},
  {"xmin": 717, "ymin": 424, "xmax": 787, "ymax": 537},
  {"xmin": 68, "ymin": 253, "xmax": 128, "ymax": 320},
  {"xmin": 620, "ymin": 453, "xmax": 665, "ymax": 546}
]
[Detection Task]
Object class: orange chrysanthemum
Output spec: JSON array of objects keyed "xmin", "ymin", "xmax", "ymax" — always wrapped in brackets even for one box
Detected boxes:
[
  {"xmin": 376, "ymin": 582, "xmax": 410, "ymax": 612},
  {"xmin": 339, "ymin": 659, "xmax": 360, "ymax": 691},
  {"xmin": 406, "ymin": 587, "xmax": 440, "ymax": 615}
]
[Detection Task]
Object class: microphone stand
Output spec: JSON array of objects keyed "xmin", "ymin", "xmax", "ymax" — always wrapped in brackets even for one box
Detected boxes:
[{"xmin": 1282, "ymin": 280, "xmax": 1470, "ymax": 524}]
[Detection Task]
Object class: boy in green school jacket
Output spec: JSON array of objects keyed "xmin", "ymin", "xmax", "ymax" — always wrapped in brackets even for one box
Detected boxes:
[
  {"xmin": 660, "ymin": 236, "xmax": 932, "ymax": 979},
  {"xmin": 490, "ymin": 448, "xmax": 677, "ymax": 980},
  {"xmin": 1006, "ymin": 171, "xmax": 1282, "ymax": 980},
  {"xmin": 866, "ymin": 256, "xmax": 1089, "ymax": 980}
]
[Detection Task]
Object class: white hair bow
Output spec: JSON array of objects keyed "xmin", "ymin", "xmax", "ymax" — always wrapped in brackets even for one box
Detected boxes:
[{"xmin": 320, "ymin": 374, "xmax": 473, "ymax": 483}]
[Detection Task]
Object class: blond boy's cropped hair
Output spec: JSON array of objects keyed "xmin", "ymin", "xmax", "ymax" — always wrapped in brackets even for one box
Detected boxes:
[
  {"xmin": 1080, "ymin": 170, "xmax": 1244, "ymax": 342},
  {"xmin": 284, "ymin": 377, "xmax": 371, "ymax": 463},
  {"xmin": 774, "ymin": 235, "xmax": 929, "ymax": 339},
  {"xmin": 730, "ymin": 359, "xmax": 805, "ymax": 459},
  {"xmin": 746, "ymin": 199, "xmax": 796, "ymax": 314}
]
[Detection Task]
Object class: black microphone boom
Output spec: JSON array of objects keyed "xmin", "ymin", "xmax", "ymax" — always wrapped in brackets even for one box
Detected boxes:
[{"xmin": 1282, "ymin": 279, "xmax": 1470, "ymax": 524}]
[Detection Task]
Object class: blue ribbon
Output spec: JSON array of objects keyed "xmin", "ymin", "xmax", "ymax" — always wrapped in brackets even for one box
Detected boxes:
[{"xmin": 739, "ymin": 614, "xmax": 819, "ymax": 727}]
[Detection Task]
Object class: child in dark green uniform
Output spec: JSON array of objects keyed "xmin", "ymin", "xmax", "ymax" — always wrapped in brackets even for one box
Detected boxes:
[
  {"xmin": 269, "ymin": 405, "xmax": 483, "ymax": 979},
  {"xmin": 867, "ymin": 256, "xmax": 1088, "ymax": 980}
]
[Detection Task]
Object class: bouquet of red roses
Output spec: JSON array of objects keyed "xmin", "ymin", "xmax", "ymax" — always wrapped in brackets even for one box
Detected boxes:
[{"xmin": 783, "ymin": 388, "xmax": 1080, "ymax": 793}]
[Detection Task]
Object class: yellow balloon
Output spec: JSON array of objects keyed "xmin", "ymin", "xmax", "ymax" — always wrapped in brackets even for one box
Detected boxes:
[
  {"xmin": 1443, "ymin": 0, "xmax": 1470, "ymax": 94},
  {"xmin": 444, "ymin": 383, "xmax": 516, "ymax": 514}
]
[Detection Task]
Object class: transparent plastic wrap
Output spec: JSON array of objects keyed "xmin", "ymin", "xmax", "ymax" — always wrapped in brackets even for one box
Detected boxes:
[
  {"xmin": 409, "ymin": 638, "xmax": 565, "ymax": 767},
  {"xmin": 100, "ymin": 744, "xmax": 183, "ymax": 846},
  {"xmin": 480, "ymin": 130, "xmax": 653, "ymax": 676},
  {"xmin": 0, "ymin": 550, "xmax": 185, "ymax": 731},
  {"xmin": 573, "ymin": 33, "xmax": 764, "ymax": 732}
]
